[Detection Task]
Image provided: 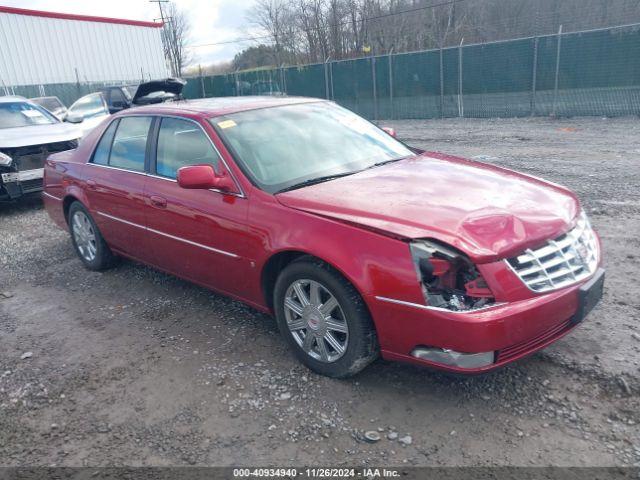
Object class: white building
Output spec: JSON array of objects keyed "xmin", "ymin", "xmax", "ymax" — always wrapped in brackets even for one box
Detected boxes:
[{"xmin": 0, "ymin": 5, "xmax": 168, "ymax": 89}]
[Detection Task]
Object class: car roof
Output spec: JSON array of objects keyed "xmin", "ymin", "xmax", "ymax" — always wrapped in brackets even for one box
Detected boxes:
[
  {"xmin": 0, "ymin": 95, "xmax": 28, "ymax": 103},
  {"xmin": 120, "ymin": 96, "xmax": 327, "ymax": 118}
]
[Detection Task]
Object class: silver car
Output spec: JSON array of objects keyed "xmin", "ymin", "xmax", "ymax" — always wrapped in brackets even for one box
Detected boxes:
[{"xmin": 0, "ymin": 96, "xmax": 80, "ymax": 201}]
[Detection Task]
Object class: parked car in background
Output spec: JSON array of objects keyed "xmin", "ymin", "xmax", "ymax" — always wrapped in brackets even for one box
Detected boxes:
[
  {"xmin": 0, "ymin": 96, "xmax": 80, "ymax": 201},
  {"xmin": 99, "ymin": 85, "xmax": 137, "ymax": 114},
  {"xmin": 43, "ymin": 97, "xmax": 604, "ymax": 378},
  {"xmin": 67, "ymin": 93, "xmax": 111, "ymax": 136},
  {"xmin": 98, "ymin": 78, "xmax": 185, "ymax": 114},
  {"xmin": 30, "ymin": 96, "xmax": 68, "ymax": 120}
]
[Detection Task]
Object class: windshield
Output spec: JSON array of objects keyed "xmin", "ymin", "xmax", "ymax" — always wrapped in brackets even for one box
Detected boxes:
[
  {"xmin": 31, "ymin": 97, "xmax": 65, "ymax": 113},
  {"xmin": 69, "ymin": 94, "xmax": 108, "ymax": 119},
  {"xmin": 0, "ymin": 101, "xmax": 59, "ymax": 129},
  {"xmin": 210, "ymin": 102, "xmax": 413, "ymax": 193}
]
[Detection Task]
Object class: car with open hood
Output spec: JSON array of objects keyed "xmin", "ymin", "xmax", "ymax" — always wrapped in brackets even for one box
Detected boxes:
[
  {"xmin": 42, "ymin": 97, "xmax": 604, "ymax": 378},
  {"xmin": 98, "ymin": 78, "xmax": 186, "ymax": 114},
  {"xmin": 0, "ymin": 96, "xmax": 80, "ymax": 201}
]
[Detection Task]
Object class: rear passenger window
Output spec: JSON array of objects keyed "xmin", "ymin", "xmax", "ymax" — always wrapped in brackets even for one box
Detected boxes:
[
  {"xmin": 92, "ymin": 120, "xmax": 118, "ymax": 165},
  {"xmin": 109, "ymin": 116, "xmax": 152, "ymax": 172},
  {"xmin": 156, "ymin": 117, "xmax": 220, "ymax": 179}
]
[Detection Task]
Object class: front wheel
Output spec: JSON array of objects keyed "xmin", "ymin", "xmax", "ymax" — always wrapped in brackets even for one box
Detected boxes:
[
  {"xmin": 273, "ymin": 259, "xmax": 378, "ymax": 378},
  {"xmin": 68, "ymin": 202, "xmax": 116, "ymax": 271}
]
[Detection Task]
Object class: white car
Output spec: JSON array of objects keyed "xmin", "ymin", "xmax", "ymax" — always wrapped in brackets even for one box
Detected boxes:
[
  {"xmin": 67, "ymin": 92, "xmax": 111, "ymax": 137},
  {"xmin": 0, "ymin": 96, "xmax": 81, "ymax": 201}
]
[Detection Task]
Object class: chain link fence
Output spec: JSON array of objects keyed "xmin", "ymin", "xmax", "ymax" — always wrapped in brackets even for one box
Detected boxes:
[
  {"xmin": 183, "ymin": 22, "xmax": 640, "ymax": 120},
  {"xmin": 4, "ymin": 23, "xmax": 638, "ymax": 120},
  {"xmin": 1, "ymin": 80, "xmax": 141, "ymax": 108}
]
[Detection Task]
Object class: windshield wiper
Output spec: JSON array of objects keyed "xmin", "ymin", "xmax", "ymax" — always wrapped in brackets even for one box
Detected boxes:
[
  {"xmin": 365, "ymin": 155, "xmax": 413, "ymax": 170},
  {"xmin": 276, "ymin": 171, "xmax": 357, "ymax": 193}
]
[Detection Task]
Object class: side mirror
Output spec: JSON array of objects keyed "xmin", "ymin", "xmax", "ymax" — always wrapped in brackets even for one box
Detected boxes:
[
  {"xmin": 177, "ymin": 164, "xmax": 236, "ymax": 192},
  {"xmin": 65, "ymin": 112, "xmax": 84, "ymax": 124},
  {"xmin": 381, "ymin": 126, "xmax": 396, "ymax": 138}
]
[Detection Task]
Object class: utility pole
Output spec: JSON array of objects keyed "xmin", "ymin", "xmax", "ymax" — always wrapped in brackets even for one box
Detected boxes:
[{"xmin": 150, "ymin": 0, "xmax": 176, "ymax": 76}]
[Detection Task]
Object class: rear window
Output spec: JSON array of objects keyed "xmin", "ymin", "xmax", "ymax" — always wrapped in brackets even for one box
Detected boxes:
[
  {"xmin": 91, "ymin": 116, "xmax": 152, "ymax": 172},
  {"xmin": 92, "ymin": 120, "xmax": 119, "ymax": 166},
  {"xmin": 0, "ymin": 101, "xmax": 58, "ymax": 129},
  {"xmin": 109, "ymin": 117, "xmax": 152, "ymax": 172}
]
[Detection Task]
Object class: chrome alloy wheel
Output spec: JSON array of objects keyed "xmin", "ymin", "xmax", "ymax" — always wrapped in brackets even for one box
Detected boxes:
[
  {"xmin": 283, "ymin": 279, "xmax": 349, "ymax": 363},
  {"xmin": 71, "ymin": 211, "xmax": 97, "ymax": 262}
]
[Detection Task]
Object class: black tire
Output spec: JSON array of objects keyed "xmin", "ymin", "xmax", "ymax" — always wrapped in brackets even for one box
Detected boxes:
[
  {"xmin": 274, "ymin": 258, "xmax": 379, "ymax": 378},
  {"xmin": 68, "ymin": 202, "xmax": 116, "ymax": 271}
]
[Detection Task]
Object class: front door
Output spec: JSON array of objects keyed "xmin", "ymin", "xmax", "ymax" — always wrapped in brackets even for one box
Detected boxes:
[{"xmin": 142, "ymin": 116, "xmax": 252, "ymax": 297}]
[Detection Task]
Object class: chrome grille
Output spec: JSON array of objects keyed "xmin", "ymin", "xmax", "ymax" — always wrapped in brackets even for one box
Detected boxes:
[{"xmin": 507, "ymin": 212, "xmax": 599, "ymax": 292}]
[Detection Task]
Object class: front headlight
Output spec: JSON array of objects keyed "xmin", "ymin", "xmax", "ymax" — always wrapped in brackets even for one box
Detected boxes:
[
  {"xmin": 410, "ymin": 240, "xmax": 495, "ymax": 312},
  {"xmin": 0, "ymin": 152, "xmax": 12, "ymax": 166}
]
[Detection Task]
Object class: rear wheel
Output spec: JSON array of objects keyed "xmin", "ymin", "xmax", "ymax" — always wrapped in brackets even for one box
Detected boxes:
[
  {"xmin": 274, "ymin": 258, "xmax": 378, "ymax": 378},
  {"xmin": 68, "ymin": 202, "xmax": 116, "ymax": 271}
]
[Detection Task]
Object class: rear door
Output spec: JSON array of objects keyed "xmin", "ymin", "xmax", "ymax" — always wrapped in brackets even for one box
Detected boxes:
[
  {"xmin": 84, "ymin": 115, "xmax": 153, "ymax": 261},
  {"xmin": 142, "ymin": 116, "xmax": 252, "ymax": 296}
]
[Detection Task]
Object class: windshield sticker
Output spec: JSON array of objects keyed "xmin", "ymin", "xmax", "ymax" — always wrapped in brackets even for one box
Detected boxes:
[
  {"xmin": 21, "ymin": 109, "xmax": 45, "ymax": 118},
  {"xmin": 337, "ymin": 115, "xmax": 369, "ymax": 134},
  {"xmin": 217, "ymin": 120, "xmax": 237, "ymax": 129}
]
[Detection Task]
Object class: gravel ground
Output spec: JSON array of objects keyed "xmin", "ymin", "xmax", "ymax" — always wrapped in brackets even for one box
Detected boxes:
[{"xmin": 1, "ymin": 117, "xmax": 639, "ymax": 467}]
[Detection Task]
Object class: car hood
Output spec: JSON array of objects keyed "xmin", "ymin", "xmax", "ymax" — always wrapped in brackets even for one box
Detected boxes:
[
  {"xmin": 276, "ymin": 152, "xmax": 580, "ymax": 263},
  {"xmin": 132, "ymin": 77, "xmax": 186, "ymax": 104},
  {"xmin": 0, "ymin": 122, "xmax": 81, "ymax": 149}
]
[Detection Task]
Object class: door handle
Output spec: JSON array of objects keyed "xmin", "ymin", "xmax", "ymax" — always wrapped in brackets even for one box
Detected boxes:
[
  {"xmin": 150, "ymin": 195, "xmax": 167, "ymax": 208},
  {"xmin": 86, "ymin": 179, "xmax": 96, "ymax": 190}
]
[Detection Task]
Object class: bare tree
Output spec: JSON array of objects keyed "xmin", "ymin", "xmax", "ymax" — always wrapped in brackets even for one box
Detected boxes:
[
  {"xmin": 162, "ymin": 2, "xmax": 192, "ymax": 76},
  {"xmin": 241, "ymin": 0, "xmax": 640, "ymax": 68}
]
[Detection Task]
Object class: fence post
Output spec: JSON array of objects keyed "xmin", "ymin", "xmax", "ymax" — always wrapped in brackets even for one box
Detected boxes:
[
  {"xmin": 530, "ymin": 37, "xmax": 539, "ymax": 116},
  {"xmin": 329, "ymin": 61, "xmax": 334, "ymax": 100},
  {"xmin": 372, "ymin": 56, "xmax": 378, "ymax": 121},
  {"xmin": 458, "ymin": 38, "xmax": 464, "ymax": 118},
  {"xmin": 552, "ymin": 24, "xmax": 563, "ymax": 117},
  {"xmin": 439, "ymin": 47, "xmax": 444, "ymax": 118},
  {"xmin": 388, "ymin": 48, "xmax": 394, "ymax": 120},
  {"xmin": 324, "ymin": 57, "xmax": 331, "ymax": 99},
  {"xmin": 1, "ymin": 77, "xmax": 8, "ymax": 96},
  {"xmin": 74, "ymin": 67, "xmax": 81, "ymax": 99},
  {"xmin": 279, "ymin": 65, "xmax": 285, "ymax": 95},
  {"xmin": 199, "ymin": 64, "xmax": 205, "ymax": 98}
]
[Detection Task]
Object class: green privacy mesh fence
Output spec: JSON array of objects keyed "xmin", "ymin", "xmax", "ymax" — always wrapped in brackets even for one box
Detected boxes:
[
  {"xmin": 183, "ymin": 23, "xmax": 640, "ymax": 120},
  {"xmin": 5, "ymin": 24, "xmax": 639, "ymax": 120}
]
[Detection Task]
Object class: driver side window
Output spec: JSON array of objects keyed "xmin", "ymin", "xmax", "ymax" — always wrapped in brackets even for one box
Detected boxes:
[{"xmin": 155, "ymin": 117, "xmax": 221, "ymax": 179}]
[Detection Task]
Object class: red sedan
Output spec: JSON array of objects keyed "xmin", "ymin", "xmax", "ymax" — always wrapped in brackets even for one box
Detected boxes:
[{"xmin": 43, "ymin": 97, "xmax": 604, "ymax": 378}]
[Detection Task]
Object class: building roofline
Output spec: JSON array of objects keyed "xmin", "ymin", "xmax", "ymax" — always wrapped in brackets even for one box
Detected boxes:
[{"xmin": 0, "ymin": 5, "xmax": 163, "ymax": 28}]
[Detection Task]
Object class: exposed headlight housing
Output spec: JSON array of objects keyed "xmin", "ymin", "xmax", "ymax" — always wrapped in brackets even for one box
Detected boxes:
[
  {"xmin": 0, "ymin": 152, "xmax": 12, "ymax": 166},
  {"xmin": 410, "ymin": 240, "xmax": 495, "ymax": 312}
]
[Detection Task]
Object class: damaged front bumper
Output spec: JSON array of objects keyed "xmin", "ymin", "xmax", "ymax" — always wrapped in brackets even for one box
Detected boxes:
[
  {"xmin": 1, "ymin": 167, "xmax": 44, "ymax": 200},
  {"xmin": 367, "ymin": 267, "xmax": 604, "ymax": 374}
]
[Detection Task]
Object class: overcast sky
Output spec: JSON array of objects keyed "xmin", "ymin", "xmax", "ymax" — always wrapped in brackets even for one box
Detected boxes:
[{"xmin": 2, "ymin": 0, "xmax": 258, "ymax": 65}]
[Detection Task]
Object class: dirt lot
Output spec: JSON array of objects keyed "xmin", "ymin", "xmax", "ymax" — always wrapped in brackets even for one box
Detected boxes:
[{"xmin": 1, "ymin": 117, "xmax": 639, "ymax": 467}]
